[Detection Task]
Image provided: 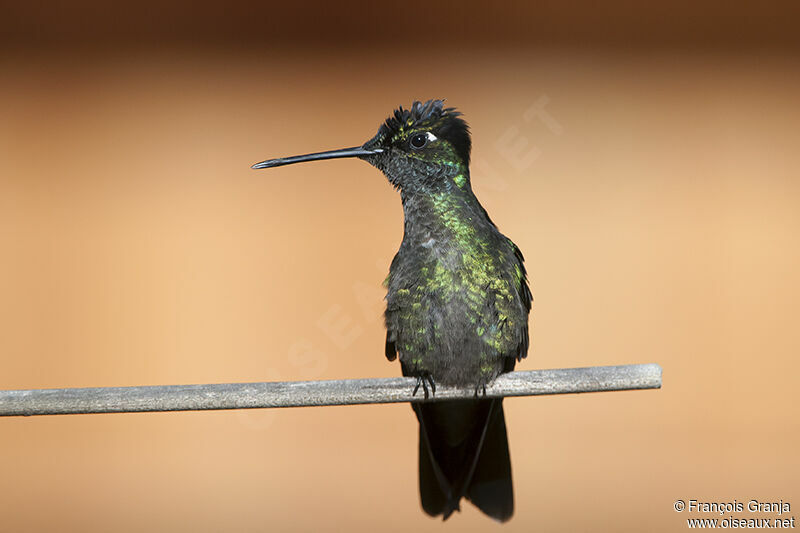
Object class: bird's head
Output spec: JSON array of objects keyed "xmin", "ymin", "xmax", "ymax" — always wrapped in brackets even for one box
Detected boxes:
[{"xmin": 252, "ymin": 99, "xmax": 472, "ymax": 194}]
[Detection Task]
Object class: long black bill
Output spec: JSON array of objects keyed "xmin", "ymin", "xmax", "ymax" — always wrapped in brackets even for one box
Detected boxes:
[{"xmin": 251, "ymin": 146, "xmax": 382, "ymax": 169}]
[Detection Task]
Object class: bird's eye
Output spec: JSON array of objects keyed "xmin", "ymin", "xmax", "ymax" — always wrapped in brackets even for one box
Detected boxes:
[{"xmin": 409, "ymin": 133, "xmax": 428, "ymax": 149}]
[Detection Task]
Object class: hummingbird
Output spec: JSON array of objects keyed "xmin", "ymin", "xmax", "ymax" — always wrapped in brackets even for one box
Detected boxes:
[{"xmin": 252, "ymin": 100, "xmax": 532, "ymax": 522}]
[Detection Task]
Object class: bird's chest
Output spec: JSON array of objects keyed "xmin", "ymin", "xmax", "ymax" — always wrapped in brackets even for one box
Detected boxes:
[
  {"xmin": 385, "ymin": 239, "xmax": 517, "ymax": 384},
  {"xmin": 386, "ymin": 236, "xmax": 512, "ymax": 339}
]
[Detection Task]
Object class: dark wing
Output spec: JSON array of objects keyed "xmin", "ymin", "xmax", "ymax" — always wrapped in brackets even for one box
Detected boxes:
[
  {"xmin": 478, "ymin": 198, "xmax": 532, "ymax": 363},
  {"xmin": 385, "ymin": 330, "xmax": 397, "ymax": 361},
  {"xmin": 384, "ymin": 252, "xmax": 401, "ymax": 362},
  {"xmin": 511, "ymin": 240, "xmax": 532, "ymax": 361}
]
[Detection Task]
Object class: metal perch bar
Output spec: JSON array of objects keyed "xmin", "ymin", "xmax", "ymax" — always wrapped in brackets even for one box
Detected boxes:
[{"xmin": 0, "ymin": 363, "xmax": 661, "ymax": 417}]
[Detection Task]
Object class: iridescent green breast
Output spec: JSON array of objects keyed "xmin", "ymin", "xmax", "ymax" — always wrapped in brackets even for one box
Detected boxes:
[{"xmin": 385, "ymin": 192, "xmax": 529, "ymax": 386}]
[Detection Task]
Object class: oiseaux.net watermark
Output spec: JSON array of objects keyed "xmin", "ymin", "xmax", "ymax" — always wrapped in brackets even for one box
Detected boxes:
[{"xmin": 674, "ymin": 499, "xmax": 795, "ymax": 529}]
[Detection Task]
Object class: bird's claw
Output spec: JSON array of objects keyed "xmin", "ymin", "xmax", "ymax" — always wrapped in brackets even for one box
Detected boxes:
[{"xmin": 412, "ymin": 373, "xmax": 436, "ymax": 400}]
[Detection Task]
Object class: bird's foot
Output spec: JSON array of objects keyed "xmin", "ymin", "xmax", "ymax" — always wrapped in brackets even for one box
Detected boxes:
[
  {"xmin": 473, "ymin": 373, "xmax": 495, "ymax": 397},
  {"xmin": 473, "ymin": 382, "xmax": 488, "ymax": 398},
  {"xmin": 412, "ymin": 372, "xmax": 436, "ymax": 400}
]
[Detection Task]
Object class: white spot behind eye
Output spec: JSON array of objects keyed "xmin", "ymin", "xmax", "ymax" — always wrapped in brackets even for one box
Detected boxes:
[{"xmin": 426, "ymin": 132, "xmax": 438, "ymax": 142}]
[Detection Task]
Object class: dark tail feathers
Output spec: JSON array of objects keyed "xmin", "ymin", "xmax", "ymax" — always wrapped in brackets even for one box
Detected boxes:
[{"xmin": 414, "ymin": 398, "xmax": 513, "ymax": 522}]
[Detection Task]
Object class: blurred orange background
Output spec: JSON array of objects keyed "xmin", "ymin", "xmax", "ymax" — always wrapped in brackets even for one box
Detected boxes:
[{"xmin": 1, "ymin": 2, "xmax": 799, "ymax": 531}]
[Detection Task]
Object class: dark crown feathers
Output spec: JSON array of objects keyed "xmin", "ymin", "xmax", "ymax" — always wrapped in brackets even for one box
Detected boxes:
[{"xmin": 379, "ymin": 99, "xmax": 472, "ymax": 164}]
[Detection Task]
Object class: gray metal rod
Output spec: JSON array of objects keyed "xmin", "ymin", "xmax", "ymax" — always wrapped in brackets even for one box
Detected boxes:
[{"xmin": 0, "ymin": 363, "xmax": 661, "ymax": 417}]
